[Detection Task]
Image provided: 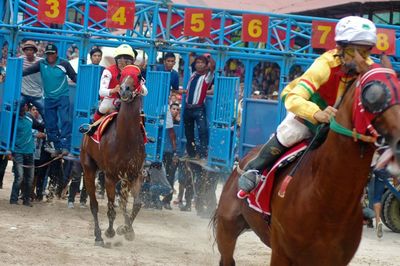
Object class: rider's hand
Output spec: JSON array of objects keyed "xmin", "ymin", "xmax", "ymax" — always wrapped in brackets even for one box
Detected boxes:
[
  {"xmin": 111, "ymin": 85, "xmax": 120, "ymax": 94},
  {"xmin": 313, "ymin": 106, "xmax": 337, "ymax": 123}
]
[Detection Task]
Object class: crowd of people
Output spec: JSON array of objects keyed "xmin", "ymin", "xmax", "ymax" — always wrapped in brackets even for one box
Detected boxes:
[{"xmin": 0, "ymin": 40, "xmax": 219, "ymax": 218}]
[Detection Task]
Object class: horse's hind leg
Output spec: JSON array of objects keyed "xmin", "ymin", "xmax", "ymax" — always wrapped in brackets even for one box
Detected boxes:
[
  {"xmin": 82, "ymin": 157, "xmax": 103, "ymax": 246},
  {"xmin": 215, "ymin": 210, "xmax": 247, "ymax": 266},
  {"xmin": 104, "ymin": 175, "xmax": 117, "ymax": 238}
]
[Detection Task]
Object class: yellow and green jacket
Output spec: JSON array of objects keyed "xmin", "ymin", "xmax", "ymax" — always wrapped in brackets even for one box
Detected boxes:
[{"xmin": 281, "ymin": 49, "xmax": 374, "ymax": 124}]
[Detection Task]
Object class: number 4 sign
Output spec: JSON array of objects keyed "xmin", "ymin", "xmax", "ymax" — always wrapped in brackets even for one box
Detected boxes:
[
  {"xmin": 38, "ymin": 0, "xmax": 67, "ymax": 25},
  {"xmin": 106, "ymin": 0, "xmax": 135, "ymax": 29}
]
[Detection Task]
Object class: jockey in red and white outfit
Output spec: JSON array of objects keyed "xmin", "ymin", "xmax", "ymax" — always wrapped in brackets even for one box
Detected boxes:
[
  {"xmin": 94, "ymin": 44, "xmax": 147, "ymax": 121},
  {"xmin": 238, "ymin": 16, "xmax": 378, "ymax": 192}
]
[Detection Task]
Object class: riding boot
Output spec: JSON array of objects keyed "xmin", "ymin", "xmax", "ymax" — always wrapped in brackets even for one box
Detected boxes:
[
  {"xmin": 238, "ymin": 134, "xmax": 288, "ymax": 193},
  {"xmin": 79, "ymin": 109, "xmax": 104, "ymax": 135},
  {"xmin": 140, "ymin": 123, "xmax": 156, "ymax": 143}
]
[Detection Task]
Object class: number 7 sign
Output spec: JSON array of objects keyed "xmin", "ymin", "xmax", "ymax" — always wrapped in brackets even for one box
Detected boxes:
[{"xmin": 106, "ymin": 0, "xmax": 135, "ymax": 29}]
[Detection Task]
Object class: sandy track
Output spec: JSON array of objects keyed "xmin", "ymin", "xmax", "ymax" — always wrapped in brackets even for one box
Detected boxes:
[{"xmin": 0, "ymin": 165, "xmax": 399, "ymax": 265}]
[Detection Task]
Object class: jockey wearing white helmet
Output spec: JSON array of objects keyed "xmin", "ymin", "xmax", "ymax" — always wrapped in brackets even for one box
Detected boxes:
[{"xmin": 238, "ymin": 16, "xmax": 378, "ymax": 193}]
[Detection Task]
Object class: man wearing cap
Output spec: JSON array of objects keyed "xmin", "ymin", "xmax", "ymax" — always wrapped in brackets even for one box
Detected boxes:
[
  {"xmin": 19, "ymin": 40, "xmax": 45, "ymax": 117},
  {"xmin": 23, "ymin": 43, "xmax": 77, "ymax": 156},
  {"xmin": 238, "ymin": 16, "xmax": 379, "ymax": 193}
]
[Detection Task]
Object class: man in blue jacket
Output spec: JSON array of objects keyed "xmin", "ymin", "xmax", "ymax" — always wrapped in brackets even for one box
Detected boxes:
[{"xmin": 23, "ymin": 44, "xmax": 77, "ymax": 156}]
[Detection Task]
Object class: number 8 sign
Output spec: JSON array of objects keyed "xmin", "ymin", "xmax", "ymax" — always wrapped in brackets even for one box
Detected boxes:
[
  {"xmin": 106, "ymin": 0, "xmax": 135, "ymax": 30},
  {"xmin": 38, "ymin": 0, "xmax": 67, "ymax": 25}
]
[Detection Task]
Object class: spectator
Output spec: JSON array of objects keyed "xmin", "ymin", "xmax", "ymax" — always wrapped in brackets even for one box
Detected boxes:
[
  {"xmin": 170, "ymin": 102, "xmax": 181, "ymax": 124},
  {"xmin": 23, "ymin": 44, "xmax": 77, "ymax": 156},
  {"xmin": 142, "ymin": 162, "xmax": 172, "ymax": 209},
  {"xmin": 182, "ymin": 54, "xmax": 215, "ymax": 164},
  {"xmin": 89, "ymin": 47, "xmax": 103, "ymax": 66},
  {"xmin": 156, "ymin": 52, "xmax": 180, "ymax": 91},
  {"xmin": 67, "ymin": 157, "xmax": 87, "ymax": 208},
  {"xmin": 0, "ymin": 154, "xmax": 8, "ymax": 189},
  {"xmin": 27, "ymin": 104, "xmax": 48, "ymax": 201},
  {"xmin": 161, "ymin": 104, "xmax": 179, "ymax": 210},
  {"xmin": 370, "ymin": 167, "xmax": 390, "ymax": 238},
  {"xmin": 19, "ymin": 40, "xmax": 45, "ymax": 117},
  {"xmin": 9, "ymin": 103, "xmax": 40, "ymax": 206}
]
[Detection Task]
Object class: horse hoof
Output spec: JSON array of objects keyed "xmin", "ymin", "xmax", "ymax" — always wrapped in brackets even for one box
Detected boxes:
[
  {"xmin": 105, "ymin": 228, "xmax": 116, "ymax": 238},
  {"xmin": 124, "ymin": 230, "xmax": 135, "ymax": 241},
  {"xmin": 116, "ymin": 225, "xmax": 128, "ymax": 235},
  {"xmin": 94, "ymin": 239, "xmax": 104, "ymax": 247}
]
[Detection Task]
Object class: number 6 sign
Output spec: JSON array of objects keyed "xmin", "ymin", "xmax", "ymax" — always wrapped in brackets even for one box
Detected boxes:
[
  {"xmin": 106, "ymin": 0, "xmax": 135, "ymax": 29},
  {"xmin": 242, "ymin": 14, "xmax": 269, "ymax": 43},
  {"xmin": 38, "ymin": 0, "xmax": 67, "ymax": 24}
]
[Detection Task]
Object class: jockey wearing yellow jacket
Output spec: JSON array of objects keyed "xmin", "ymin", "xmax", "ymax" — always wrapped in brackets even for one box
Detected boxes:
[{"xmin": 239, "ymin": 16, "xmax": 378, "ymax": 192}]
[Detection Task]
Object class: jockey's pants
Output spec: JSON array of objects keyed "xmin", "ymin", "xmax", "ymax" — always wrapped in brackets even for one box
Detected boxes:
[
  {"xmin": 98, "ymin": 97, "xmax": 118, "ymax": 114},
  {"xmin": 276, "ymin": 112, "xmax": 312, "ymax": 148}
]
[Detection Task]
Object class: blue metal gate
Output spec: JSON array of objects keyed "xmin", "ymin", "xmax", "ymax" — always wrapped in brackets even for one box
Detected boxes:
[
  {"xmin": 70, "ymin": 65, "xmax": 103, "ymax": 155},
  {"xmin": 208, "ymin": 76, "xmax": 240, "ymax": 168},
  {"xmin": 143, "ymin": 71, "xmax": 171, "ymax": 162},
  {"xmin": 0, "ymin": 58, "xmax": 22, "ymax": 153}
]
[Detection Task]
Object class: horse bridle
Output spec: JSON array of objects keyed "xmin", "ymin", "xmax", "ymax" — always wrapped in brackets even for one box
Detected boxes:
[{"xmin": 330, "ymin": 67, "xmax": 400, "ymax": 143}]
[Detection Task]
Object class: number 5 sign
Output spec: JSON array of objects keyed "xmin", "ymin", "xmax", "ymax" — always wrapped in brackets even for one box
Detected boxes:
[
  {"xmin": 183, "ymin": 8, "xmax": 212, "ymax": 38},
  {"xmin": 106, "ymin": 0, "xmax": 135, "ymax": 29},
  {"xmin": 242, "ymin": 14, "xmax": 269, "ymax": 43},
  {"xmin": 38, "ymin": 0, "xmax": 67, "ymax": 25}
]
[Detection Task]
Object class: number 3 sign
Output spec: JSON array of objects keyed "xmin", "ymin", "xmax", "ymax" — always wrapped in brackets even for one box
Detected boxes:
[
  {"xmin": 106, "ymin": 0, "xmax": 135, "ymax": 29},
  {"xmin": 38, "ymin": 0, "xmax": 67, "ymax": 24}
]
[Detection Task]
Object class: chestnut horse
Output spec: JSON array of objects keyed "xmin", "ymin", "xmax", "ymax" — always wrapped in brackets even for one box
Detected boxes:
[
  {"xmin": 213, "ymin": 57, "xmax": 400, "ymax": 265},
  {"xmin": 80, "ymin": 66, "xmax": 145, "ymax": 246}
]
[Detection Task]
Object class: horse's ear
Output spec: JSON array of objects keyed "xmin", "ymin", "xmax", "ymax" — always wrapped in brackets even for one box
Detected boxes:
[
  {"xmin": 380, "ymin": 53, "xmax": 393, "ymax": 69},
  {"xmin": 354, "ymin": 49, "xmax": 369, "ymax": 75}
]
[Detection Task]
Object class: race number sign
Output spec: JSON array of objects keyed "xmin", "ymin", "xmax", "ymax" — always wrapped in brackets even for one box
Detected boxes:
[
  {"xmin": 311, "ymin": 20, "xmax": 396, "ymax": 55},
  {"xmin": 38, "ymin": 0, "xmax": 67, "ymax": 25},
  {"xmin": 371, "ymin": 28, "xmax": 396, "ymax": 55},
  {"xmin": 311, "ymin": 21, "xmax": 336, "ymax": 50},
  {"xmin": 242, "ymin": 14, "xmax": 269, "ymax": 43},
  {"xmin": 183, "ymin": 8, "xmax": 212, "ymax": 38},
  {"xmin": 106, "ymin": 0, "xmax": 135, "ymax": 29}
]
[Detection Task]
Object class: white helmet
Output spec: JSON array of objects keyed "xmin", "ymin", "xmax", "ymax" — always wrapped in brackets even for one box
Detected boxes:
[
  {"xmin": 113, "ymin": 44, "xmax": 135, "ymax": 58},
  {"xmin": 335, "ymin": 16, "xmax": 377, "ymax": 46}
]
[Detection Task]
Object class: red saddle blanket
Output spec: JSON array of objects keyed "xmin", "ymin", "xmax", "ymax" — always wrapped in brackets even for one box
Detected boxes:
[
  {"xmin": 90, "ymin": 112, "xmax": 118, "ymax": 143},
  {"xmin": 237, "ymin": 142, "xmax": 307, "ymax": 215}
]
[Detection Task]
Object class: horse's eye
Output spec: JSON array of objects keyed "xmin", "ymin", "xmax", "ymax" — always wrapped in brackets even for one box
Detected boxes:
[{"xmin": 361, "ymin": 81, "xmax": 391, "ymax": 114}]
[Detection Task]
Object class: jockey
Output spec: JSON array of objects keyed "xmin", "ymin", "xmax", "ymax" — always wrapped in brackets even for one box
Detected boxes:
[
  {"xmin": 238, "ymin": 16, "xmax": 378, "ymax": 192},
  {"xmin": 95, "ymin": 43, "xmax": 146, "ymax": 121}
]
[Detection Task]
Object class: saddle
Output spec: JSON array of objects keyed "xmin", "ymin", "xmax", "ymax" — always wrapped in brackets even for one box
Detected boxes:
[
  {"xmin": 90, "ymin": 112, "xmax": 118, "ymax": 143},
  {"xmin": 237, "ymin": 141, "xmax": 308, "ymax": 215}
]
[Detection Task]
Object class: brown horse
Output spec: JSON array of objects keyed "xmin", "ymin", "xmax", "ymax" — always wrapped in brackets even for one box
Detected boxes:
[
  {"xmin": 213, "ymin": 58, "xmax": 400, "ymax": 265},
  {"xmin": 80, "ymin": 66, "xmax": 145, "ymax": 246}
]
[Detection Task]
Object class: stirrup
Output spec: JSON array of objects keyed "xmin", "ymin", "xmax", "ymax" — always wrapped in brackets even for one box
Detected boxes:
[
  {"xmin": 238, "ymin": 169, "xmax": 260, "ymax": 193},
  {"xmin": 78, "ymin": 123, "xmax": 91, "ymax": 134}
]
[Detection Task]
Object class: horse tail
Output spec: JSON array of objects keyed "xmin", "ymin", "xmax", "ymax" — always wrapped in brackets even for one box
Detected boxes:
[{"xmin": 209, "ymin": 209, "xmax": 219, "ymax": 250}]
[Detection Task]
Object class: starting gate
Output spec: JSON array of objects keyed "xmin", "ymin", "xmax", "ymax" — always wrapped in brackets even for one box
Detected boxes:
[{"xmin": 1, "ymin": 0, "xmax": 400, "ymax": 169}]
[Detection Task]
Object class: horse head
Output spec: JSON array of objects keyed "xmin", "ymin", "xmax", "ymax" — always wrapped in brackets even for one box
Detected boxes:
[
  {"xmin": 353, "ymin": 54, "xmax": 400, "ymax": 174},
  {"xmin": 119, "ymin": 65, "xmax": 142, "ymax": 102}
]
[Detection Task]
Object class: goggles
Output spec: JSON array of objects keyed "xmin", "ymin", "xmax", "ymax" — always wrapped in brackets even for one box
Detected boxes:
[{"xmin": 343, "ymin": 46, "xmax": 372, "ymax": 59}]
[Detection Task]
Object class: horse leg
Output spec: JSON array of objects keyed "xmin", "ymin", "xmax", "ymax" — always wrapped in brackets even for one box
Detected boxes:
[
  {"xmin": 116, "ymin": 177, "xmax": 134, "ymax": 240},
  {"xmin": 129, "ymin": 174, "xmax": 143, "ymax": 224},
  {"xmin": 214, "ymin": 191, "xmax": 249, "ymax": 266},
  {"xmin": 82, "ymin": 157, "xmax": 103, "ymax": 246},
  {"xmin": 104, "ymin": 175, "xmax": 116, "ymax": 238}
]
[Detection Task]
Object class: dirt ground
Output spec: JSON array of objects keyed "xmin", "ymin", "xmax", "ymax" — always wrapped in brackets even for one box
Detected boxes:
[{"xmin": 0, "ymin": 164, "xmax": 399, "ymax": 266}]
